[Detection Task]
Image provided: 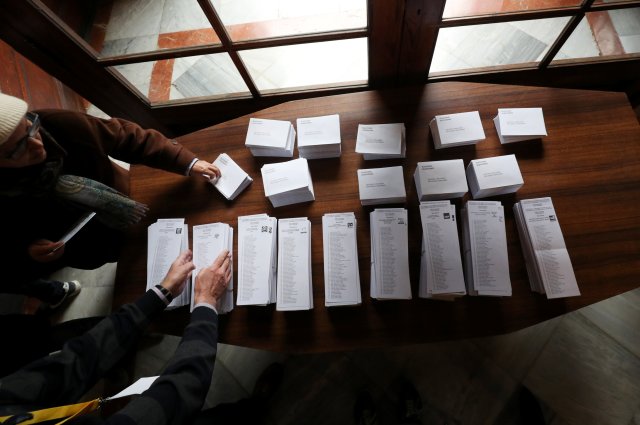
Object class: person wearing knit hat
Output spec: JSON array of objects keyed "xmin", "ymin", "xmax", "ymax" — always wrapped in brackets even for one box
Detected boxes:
[{"xmin": 0, "ymin": 92, "xmax": 223, "ymax": 307}]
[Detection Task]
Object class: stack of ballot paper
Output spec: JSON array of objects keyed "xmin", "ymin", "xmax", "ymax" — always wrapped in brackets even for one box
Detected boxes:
[
  {"xmin": 357, "ymin": 166, "xmax": 406, "ymax": 206},
  {"xmin": 466, "ymin": 154, "xmax": 524, "ymax": 199},
  {"xmin": 414, "ymin": 159, "xmax": 468, "ymax": 201},
  {"xmin": 322, "ymin": 212, "xmax": 361, "ymax": 307},
  {"xmin": 355, "ymin": 123, "xmax": 406, "ymax": 159},
  {"xmin": 276, "ymin": 217, "xmax": 313, "ymax": 311},
  {"xmin": 261, "ymin": 158, "xmax": 315, "ymax": 207},
  {"xmin": 191, "ymin": 223, "xmax": 234, "ymax": 314},
  {"xmin": 370, "ymin": 208, "xmax": 412, "ymax": 300},
  {"xmin": 514, "ymin": 197, "xmax": 580, "ymax": 299},
  {"xmin": 461, "ymin": 201, "xmax": 512, "ymax": 296},
  {"xmin": 237, "ymin": 214, "xmax": 277, "ymax": 306},
  {"xmin": 245, "ymin": 118, "xmax": 295, "ymax": 157},
  {"xmin": 418, "ymin": 201, "xmax": 466, "ymax": 300},
  {"xmin": 430, "ymin": 111, "xmax": 486, "ymax": 149},
  {"xmin": 210, "ymin": 153, "xmax": 252, "ymax": 200},
  {"xmin": 147, "ymin": 218, "xmax": 190, "ymax": 309},
  {"xmin": 494, "ymin": 108, "xmax": 547, "ymax": 144},
  {"xmin": 296, "ymin": 114, "xmax": 342, "ymax": 159}
]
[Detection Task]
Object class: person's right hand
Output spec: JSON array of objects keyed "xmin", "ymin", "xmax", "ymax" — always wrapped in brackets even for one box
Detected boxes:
[
  {"xmin": 28, "ymin": 239, "xmax": 65, "ymax": 262},
  {"xmin": 194, "ymin": 249, "xmax": 232, "ymax": 307}
]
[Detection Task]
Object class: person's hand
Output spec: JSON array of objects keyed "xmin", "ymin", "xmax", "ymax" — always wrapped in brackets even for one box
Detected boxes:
[
  {"xmin": 194, "ymin": 249, "xmax": 232, "ymax": 307},
  {"xmin": 190, "ymin": 160, "xmax": 221, "ymax": 181},
  {"xmin": 28, "ymin": 239, "xmax": 65, "ymax": 262},
  {"xmin": 160, "ymin": 250, "xmax": 195, "ymax": 298}
]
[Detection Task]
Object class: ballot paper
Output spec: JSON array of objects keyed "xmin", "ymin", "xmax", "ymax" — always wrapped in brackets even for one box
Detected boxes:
[
  {"xmin": 237, "ymin": 214, "xmax": 277, "ymax": 306},
  {"xmin": 494, "ymin": 108, "xmax": 547, "ymax": 144},
  {"xmin": 276, "ymin": 217, "xmax": 313, "ymax": 311},
  {"xmin": 261, "ymin": 158, "xmax": 315, "ymax": 207},
  {"xmin": 418, "ymin": 201, "xmax": 466, "ymax": 300},
  {"xmin": 414, "ymin": 159, "xmax": 468, "ymax": 201},
  {"xmin": 513, "ymin": 197, "xmax": 580, "ymax": 299},
  {"xmin": 355, "ymin": 123, "xmax": 406, "ymax": 160},
  {"xmin": 245, "ymin": 118, "xmax": 295, "ymax": 157},
  {"xmin": 430, "ymin": 111, "xmax": 486, "ymax": 149},
  {"xmin": 191, "ymin": 223, "xmax": 234, "ymax": 314},
  {"xmin": 296, "ymin": 114, "xmax": 342, "ymax": 159},
  {"xmin": 357, "ymin": 166, "xmax": 407, "ymax": 206},
  {"xmin": 147, "ymin": 218, "xmax": 191, "ymax": 309},
  {"xmin": 370, "ymin": 208, "xmax": 412, "ymax": 300},
  {"xmin": 322, "ymin": 212, "xmax": 361, "ymax": 307},
  {"xmin": 466, "ymin": 154, "xmax": 524, "ymax": 199},
  {"xmin": 210, "ymin": 153, "xmax": 253, "ymax": 200},
  {"xmin": 461, "ymin": 201, "xmax": 512, "ymax": 297},
  {"xmin": 57, "ymin": 211, "xmax": 97, "ymax": 245}
]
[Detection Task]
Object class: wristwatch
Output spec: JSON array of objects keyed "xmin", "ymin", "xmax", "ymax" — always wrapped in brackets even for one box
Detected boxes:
[{"xmin": 155, "ymin": 285, "xmax": 174, "ymax": 302}]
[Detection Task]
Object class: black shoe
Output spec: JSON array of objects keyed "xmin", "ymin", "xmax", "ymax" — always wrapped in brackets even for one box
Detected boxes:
[
  {"xmin": 398, "ymin": 380, "xmax": 422, "ymax": 424},
  {"xmin": 49, "ymin": 280, "xmax": 82, "ymax": 309},
  {"xmin": 354, "ymin": 390, "xmax": 378, "ymax": 425},
  {"xmin": 252, "ymin": 363, "xmax": 284, "ymax": 403}
]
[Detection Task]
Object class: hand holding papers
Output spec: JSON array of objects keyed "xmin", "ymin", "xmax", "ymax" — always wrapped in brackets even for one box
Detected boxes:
[
  {"xmin": 237, "ymin": 214, "xmax": 277, "ymax": 306},
  {"xmin": 430, "ymin": 111, "xmax": 486, "ymax": 149},
  {"xmin": 357, "ymin": 166, "xmax": 407, "ymax": 206},
  {"xmin": 296, "ymin": 114, "xmax": 342, "ymax": 159},
  {"xmin": 355, "ymin": 123, "xmax": 406, "ymax": 160},
  {"xmin": 323, "ymin": 213, "xmax": 361, "ymax": 307},
  {"xmin": 210, "ymin": 153, "xmax": 252, "ymax": 200},
  {"xmin": 414, "ymin": 160, "xmax": 468, "ymax": 201},
  {"xmin": 494, "ymin": 108, "xmax": 547, "ymax": 144},
  {"xmin": 261, "ymin": 158, "xmax": 315, "ymax": 207},
  {"xmin": 514, "ymin": 197, "xmax": 580, "ymax": 299},
  {"xmin": 466, "ymin": 154, "xmax": 524, "ymax": 199},
  {"xmin": 245, "ymin": 118, "xmax": 295, "ymax": 157},
  {"xmin": 276, "ymin": 217, "xmax": 313, "ymax": 311}
]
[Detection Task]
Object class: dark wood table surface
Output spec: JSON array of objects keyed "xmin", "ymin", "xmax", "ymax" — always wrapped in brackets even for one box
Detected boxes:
[{"xmin": 113, "ymin": 82, "xmax": 640, "ymax": 353}]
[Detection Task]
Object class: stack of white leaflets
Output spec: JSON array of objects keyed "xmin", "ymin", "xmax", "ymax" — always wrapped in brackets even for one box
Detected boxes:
[
  {"xmin": 296, "ymin": 114, "xmax": 342, "ymax": 159},
  {"xmin": 430, "ymin": 111, "xmax": 486, "ymax": 149},
  {"xmin": 418, "ymin": 201, "xmax": 466, "ymax": 300},
  {"xmin": 466, "ymin": 154, "xmax": 524, "ymax": 199},
  {"xmin": 237, "ymin": 214, "xmax": 277, "ymax": 306},
  {"xmin": 245, "ymin": 118, "xmax": 295, "ymax": 157},
  {"xmin": 370, "ymin": 208, "xmax": 412, "ymax": 300},
  {"xmin": 355, "ymin": 123, "xmax": 406, "ymax": 160},
  {"xmin": 191, "ymin": 223, "xmax": 234, "ymax": 314},
  {"xmin": 357, "ymin": 166, "xmax": 406, "ymax": 206},
  {"xmin": 513, "ymin": 197, "xmax": 580, "ymax": 299},
  {"xmin": 210, "ymin": 153, "xmax": 253, "ymax": 200},
  {"xmin": 494, "ymin": 108, "xmax": 547, "ymax": 144},
  {"xmin": 276, "ymin": 217, "xmax": 313, "ymax": 311},
  {"xmin": 147, "ymin": 218, "xmax": 190, "ymax": 309},
  {"xmin": 461, "ymin": 201, "xmax": 512, "ymax": 297},
  {"xmin": 322, "ymin": 212, "xmax": 361, "ymax": 307},
  {"xmin": 261, "ymin": 158, "xmax": 315, "ymax": 207},
  {"xmin": 414, "ymin": 159, "xmax": 468, "ymax": 201}
]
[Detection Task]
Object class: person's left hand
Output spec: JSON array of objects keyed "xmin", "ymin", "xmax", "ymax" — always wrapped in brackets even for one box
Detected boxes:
[
  {"xmin": 160, "ymin": 250, "xmax": 195, "ymax": 298},
  {"xmin": 190, "ymin": 160, "xmax": 221, "ymax": 181}
]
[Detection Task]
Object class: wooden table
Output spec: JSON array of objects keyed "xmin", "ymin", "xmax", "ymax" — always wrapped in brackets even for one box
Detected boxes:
[{"xmin": 113, "ymin": 82, "xmax": 640, "ymax": 353}]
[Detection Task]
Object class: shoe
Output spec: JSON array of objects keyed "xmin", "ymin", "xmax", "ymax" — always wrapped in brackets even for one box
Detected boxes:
[
  {"xmin": 49, "ymin": 280, "xmax": 82, "ymax": 309},
  {"xmin": 354, "ymin": 390, "xmax": 378, "ymax": 425},
  {"xmin": 398, "ymin": 380, "xmax": 422, "ymax": 424}
]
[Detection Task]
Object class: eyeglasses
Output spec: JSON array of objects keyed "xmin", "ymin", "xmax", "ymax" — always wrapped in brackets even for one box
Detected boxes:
[{"xmin": 5, "ymin": 112, "xmax": 40, "ymax": 160}]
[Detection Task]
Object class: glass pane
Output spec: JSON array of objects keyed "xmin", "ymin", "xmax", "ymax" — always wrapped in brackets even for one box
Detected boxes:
[
  {"xmin": 41, "ymin": 0, "xmax": 221, "ymax": 57},
  {"xmin": 212, "ymin": 0, "xmax": 367, "ymax": 41},
  {"xmin": 443, "ymin": 0, "xmax": 582, "ymax": 19},
  {"xmin": 240, "ymin": 38, "xmax": 367, "ymax": 91},
  {"xmin": 552, "ymin": 8, "xmax": 640, "ymax": 61},
  {"xmin": 110, "ymin": 53, "xmax": 250, "ymax": 102},
  {"xmin": 429, "ymin": 17, "xmax": 570, "ymax": 75}
]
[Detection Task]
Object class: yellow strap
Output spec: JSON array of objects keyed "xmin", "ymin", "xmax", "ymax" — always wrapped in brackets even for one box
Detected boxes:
[{"xmin": 0, "ymin": 399, "xmax": 100, "ymax": 425}]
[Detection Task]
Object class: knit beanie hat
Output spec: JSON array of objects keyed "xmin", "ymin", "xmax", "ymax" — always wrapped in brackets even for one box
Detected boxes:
[{"xmin": 0, "ymin": 93, "xmax": 28, "ymax": 146}]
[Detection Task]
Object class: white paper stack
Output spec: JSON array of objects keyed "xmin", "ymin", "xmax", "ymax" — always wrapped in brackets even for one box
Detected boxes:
[
  {"xmin": 237, "ymin": 214, "xmax": 278, "ymax": 306},
  {"xmin": 357, "ymin": 166, "xmax": 406, "ymax": 206},
  {"xmin": 191, "ymin": 223, "xmax": 234, "ymax": 314},
  {"xmin": 461, "ymin": 201, "xmax": 512, "ymax": 297},
  {"xmin": 513, "ymin": 197, "xmax": 580, "ymax": 299},
  {"xmin": 245, "ymin": 118, "xmax": 295, "ymax": 157},
  {"xmin": 370, "ymin": 208, "xmax": 412, "ymax": 300},
  {"xmin": 430, "ymin": 111, "xmax": 486, "ymax": 149},
  {"xmin": 276, "ymin": 217, "xmax": 313, "ymax": 311},
  {"xmin": 494, "ymin": 108, "xmax": 547, "ymax": 144},
  {"xmin": 261, "ymin": 158, "xmax": 315, "ymax": 207},
  {"xmin": 466, "ymin": 154, "xmax": 524, "ymax": 199},
  {"xmin": 147, "ymin": 218, "xmax": 190, "ymax": 309},
  {"xmin": 210, "ymin": 153, "xmax": 253, "ymax": 200},
  {"xmin": 296, "ymin": 114, "xmax": 342, "ymax": 159},
  {"xmin": 322, "ymin": 212, "xmax": 361, "ymax": 307},
  {"xmin": 355, "ymin": 123, "xmax": 406, "ymax": 160},
  {"xmin": 418, "ymin": 201, "xmax": 466, "ymax": 300},
  {"xmin": 414, "ymin": 159, "xmax": 468, "ymax": 201}
]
